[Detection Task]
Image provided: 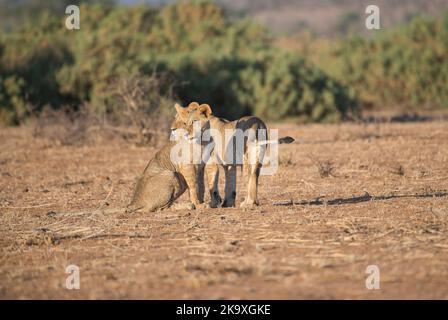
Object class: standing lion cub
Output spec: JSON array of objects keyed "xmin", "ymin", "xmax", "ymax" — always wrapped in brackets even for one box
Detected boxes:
[{"xmin": 173, "ymin": 102, "xmax": 295, "ymax": 208}]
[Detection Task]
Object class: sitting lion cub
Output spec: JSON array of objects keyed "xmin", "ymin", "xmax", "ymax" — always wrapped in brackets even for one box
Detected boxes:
[{"xmin": 127, "ymin": 103, "xmax": 208, "ymax": 213}]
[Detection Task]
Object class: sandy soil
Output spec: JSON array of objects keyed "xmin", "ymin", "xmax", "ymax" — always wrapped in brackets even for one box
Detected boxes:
[{"xmin": 1, "ymin": 120, "xmax": 447, "ymax": 299}]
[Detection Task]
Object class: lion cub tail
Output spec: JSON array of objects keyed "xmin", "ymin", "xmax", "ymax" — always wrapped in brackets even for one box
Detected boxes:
[
  {"xmin": 278, "ymin": 136, "xmax": 295, "ymax": 144},
  {"xmin": 257, "ymin": 136, "xmax": 295, "ymax": 146}
]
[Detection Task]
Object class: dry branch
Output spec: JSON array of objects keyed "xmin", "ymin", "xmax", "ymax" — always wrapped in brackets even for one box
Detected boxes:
[{"xmin": 273, "ymin": 190, "xmax": 448, "ymax": 207}]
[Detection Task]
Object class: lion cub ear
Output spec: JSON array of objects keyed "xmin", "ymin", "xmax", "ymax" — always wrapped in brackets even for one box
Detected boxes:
[
  {"xmin": 175, "ymin": 103, "xmax": 187, "ymax": 118},
  {"xmin": 188, "ymin": 102, "xmax": 200, "ymax": 110},
  {"xmin": 199, "ymin": 104, "xmax": 212, "ymax": 118}
]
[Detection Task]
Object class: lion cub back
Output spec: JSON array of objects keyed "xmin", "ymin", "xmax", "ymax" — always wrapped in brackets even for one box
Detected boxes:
[{"xmin": 128, "ymin": 142, "xmax": 186, "ymax": 212}]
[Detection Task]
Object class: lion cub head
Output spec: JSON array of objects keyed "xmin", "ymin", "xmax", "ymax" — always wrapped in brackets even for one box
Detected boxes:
[{"xmin": 171, "ymin": 102, "xmax": 212, "ymax": 143}]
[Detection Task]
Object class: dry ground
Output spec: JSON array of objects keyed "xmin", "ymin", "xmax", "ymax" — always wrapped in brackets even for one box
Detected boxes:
[{"xmin": 1, "ymin": 119, "xmax": 447, "ymax": 299}]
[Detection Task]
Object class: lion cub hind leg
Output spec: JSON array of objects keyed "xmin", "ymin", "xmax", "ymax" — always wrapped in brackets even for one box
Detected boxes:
[
  {"xmin": 171, "ymin": 202, "xmax": 196, "ymax": 210},
  {"xmin": 240, "ymin": 163, "xmax": 261, "ymax": 208},
  {"xmin": 128, "ymin": 171, "xmax": 186, "ymax": 213},
  {"xmin": 240, "ymin": 145, "xmax": 264, "ymax": 208}
]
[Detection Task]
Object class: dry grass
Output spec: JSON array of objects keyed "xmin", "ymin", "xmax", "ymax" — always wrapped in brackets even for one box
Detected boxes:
[
  {"xmin": 31, "ymin": 73, "xmax": 174, "ymax": 148},
  {"xmin": 1, "ymin": 119, "xmax": 448, "ymax": 299},
  {"xmin": 31, "ymin": 107, "xmax": 170, "ymax": 148},
  {"xmin": 316, "ymin": 160, "xmax": 335, "ymax": 178},
  {"xmin": 278, "ymin": 152, "xmax": 296, "ymax": 167}
]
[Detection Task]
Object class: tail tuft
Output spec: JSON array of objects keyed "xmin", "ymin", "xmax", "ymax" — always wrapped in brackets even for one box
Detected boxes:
[{"xmin": 278, "ymin": 136, "xmax": 295, "ymax": 144}]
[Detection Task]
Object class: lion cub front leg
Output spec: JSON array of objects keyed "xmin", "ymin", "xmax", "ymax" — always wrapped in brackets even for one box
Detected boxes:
[
  {"xmin": 197, "ymin": 164, "xmax": 206, "ymax": 203},
  {"xmin": 180, "ymin": 164, "xmax": 208, "ymax": 209},
  {"xmin": 205, "ymin": 164, "xmax": 221, "ymax": 208},
  {"xmin": 222, "ymin": 165, "xmax": 237, "ymax": 207}
]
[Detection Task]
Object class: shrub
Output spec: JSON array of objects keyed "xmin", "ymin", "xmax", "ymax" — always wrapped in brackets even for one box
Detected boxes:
[
  {"xmin": 320, "ymin": 14, "xmax": 448, "ymax": 109},
  {"xmin": 235, "ymin": 51, "xmax": 357, "ymax": 122}
]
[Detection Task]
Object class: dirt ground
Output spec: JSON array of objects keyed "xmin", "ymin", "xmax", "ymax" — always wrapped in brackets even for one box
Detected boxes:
[{"xmin": 1, "ymin": 118, "xmax": 448, "ymax": 299}]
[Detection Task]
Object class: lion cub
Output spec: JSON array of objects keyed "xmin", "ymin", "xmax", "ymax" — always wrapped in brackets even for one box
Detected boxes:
[
  {"xmin": 178, "ymin": 102, "xmax": 294, "ymax": 208},
  {"xmin": 127, "ymin": 103, "xmax": 208, "ymax": 213}
]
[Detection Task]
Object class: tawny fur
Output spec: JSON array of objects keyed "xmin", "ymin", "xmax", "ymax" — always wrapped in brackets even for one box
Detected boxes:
[
  {"xmin": 127, "ymin": 104, "xmax": 209, "ymax": 213},
  {"xmin": 180, "ymin": 103, "xmax": 295, "ymax": 208}
]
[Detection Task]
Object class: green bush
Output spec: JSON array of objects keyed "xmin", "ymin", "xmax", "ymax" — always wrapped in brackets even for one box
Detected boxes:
[
  {"xmin": 0, "ymin": 74, "xmax": 28, "ymax": 125},
  {"xmin": 235, "ymin": 51, "xmax": 357, "ymax": 122},
  {"xmin": 321, "ymin": 14, "xmax": 448, "ymax": 109}
]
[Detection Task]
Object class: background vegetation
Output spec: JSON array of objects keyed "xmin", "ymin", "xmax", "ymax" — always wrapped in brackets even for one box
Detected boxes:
[
  {"xmin": 285, "ymin": 15, "xmax": 448, "ymax": 111},
  {"xmin": 0, "ymin": 0, "xmax": 447, "ymax": 127}
]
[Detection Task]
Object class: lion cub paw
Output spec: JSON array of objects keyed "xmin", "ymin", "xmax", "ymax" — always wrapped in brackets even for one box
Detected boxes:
[
  {"xmin": 240, "ymin": 199, "xmax": 260, "ymax": 209},
  {"xmin": 194, "ymin": 203, "xmax": 210, "ymax": 210}
]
